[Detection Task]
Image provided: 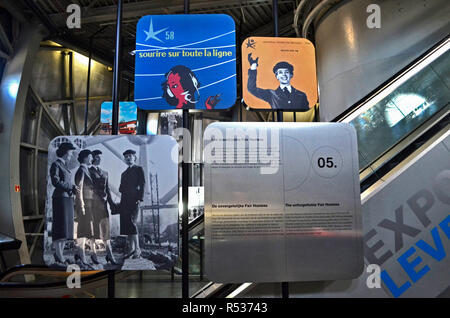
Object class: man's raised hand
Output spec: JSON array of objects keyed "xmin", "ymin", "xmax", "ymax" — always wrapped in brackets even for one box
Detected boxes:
[{"xmin": 248, "ymin": 53, "xmax": 259, "ymax": 67}]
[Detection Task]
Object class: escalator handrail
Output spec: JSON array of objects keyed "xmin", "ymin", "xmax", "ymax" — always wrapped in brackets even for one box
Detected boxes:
[
  {"xmin": 187, "ymin": 214, "xmax": 204, "ymax": 232},
  {"xmin": 334, "ymin": 35, "xmax": 450, "ymax": 183},
  {"xmin": 359, "ymin": 112, "xmax": 449, "ymax": 192},
  {"xmin": 332, "ymin": 35, "xmax": 450, "ymax": 123}
]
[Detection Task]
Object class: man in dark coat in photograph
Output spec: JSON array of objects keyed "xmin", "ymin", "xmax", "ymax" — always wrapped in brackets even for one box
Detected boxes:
[
  {"xmin": 119, "ymin": 149, "xmax": 146, "ymax": 259},
  {"xmin": 247, "ymin": 53, "xmax": 309, "ymax": 111}
]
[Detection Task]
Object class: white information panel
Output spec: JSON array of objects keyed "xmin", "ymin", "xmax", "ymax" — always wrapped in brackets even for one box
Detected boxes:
[{"xmin": 204, "ymin": 122, "xmax": 363, "ymax": 283}]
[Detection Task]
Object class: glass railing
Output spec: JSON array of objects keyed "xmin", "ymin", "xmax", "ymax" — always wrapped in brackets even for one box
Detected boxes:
[{"xmin": 341, "ymin": 38, "xmax": 450, "ymax": 171}]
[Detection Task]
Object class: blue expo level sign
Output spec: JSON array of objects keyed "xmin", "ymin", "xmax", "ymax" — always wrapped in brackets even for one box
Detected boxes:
[{"xmin": 134, "ymin": 14, "xmax": 237, "ymax": 110}]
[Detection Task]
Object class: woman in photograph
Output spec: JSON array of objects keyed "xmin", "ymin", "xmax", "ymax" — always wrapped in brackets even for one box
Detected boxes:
[
  {"xmin": 119, "ymin": 149, "xmax": 145, "ymax": 259},
  {"xmin": 89, "ymin": 149, "xmax": 118, "ymax": 265},
  {"xmin": 74, "ymin": 149, "xmax": 98, "ymax": 267},
  {"xmin": 50, "ymin": 142, "xmax": 78, "ymax": 265}
]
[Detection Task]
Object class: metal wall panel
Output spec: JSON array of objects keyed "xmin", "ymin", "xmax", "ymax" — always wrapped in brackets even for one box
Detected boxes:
[
  {"xmin": 0, "ymin": 23, "xmax": 42, "ymax": 265},
  {"xmin": 30, "ymin": 48, "xmax": 113, "ymax": 135},
  {"xmin": 31, "ymin": 50, "xmax": 63, "ymax": 101},
  {"xmin": 71, "ymin": 55, "xmax": 113, "ymax": 99}
]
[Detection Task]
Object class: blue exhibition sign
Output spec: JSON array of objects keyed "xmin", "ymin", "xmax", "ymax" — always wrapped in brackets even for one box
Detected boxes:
[{"xmin": 134, "ymin": 14, "xmax": 237, "ymax": 110}]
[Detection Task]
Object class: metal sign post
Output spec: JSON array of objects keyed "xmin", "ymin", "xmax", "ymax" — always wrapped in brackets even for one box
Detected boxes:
[
  {"xmin": 181, "ymin": 0, "xmax": 190, "ymax": 300},
  {"xmin": 273, "ymin": 0, "xmax": 283, "ymax": 123},
  {"xmin": 111, "ymin": 0, "xmax": 123, "ymax": 136},
  {"xmin": 85, "ymin": 39, "xmax": 93, "ymax": 135},
  {"xmin": 108, "ymin": 0, "xmax": 123, "ymax": 298},
  {"xmin": 272, "ymin": 0, "xmax": 288, "ymax": 298},
  {"xmin": 84, "ymin": 26, "xmax": 107, "ymax": 135}
]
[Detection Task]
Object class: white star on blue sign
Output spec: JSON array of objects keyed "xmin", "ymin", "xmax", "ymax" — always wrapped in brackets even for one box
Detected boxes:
[{"xmin": 144, "ymin": 19, "xmax": 168, "ymax": 43}]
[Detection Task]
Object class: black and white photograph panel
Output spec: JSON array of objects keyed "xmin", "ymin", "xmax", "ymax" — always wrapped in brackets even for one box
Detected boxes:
[
  {"xmin": 159, "ymin": 111, "xmax": 182, "ymax": 136},
  {"xmin": 44, "ymin": 135, "xmax": 179, "ymax": 271}
]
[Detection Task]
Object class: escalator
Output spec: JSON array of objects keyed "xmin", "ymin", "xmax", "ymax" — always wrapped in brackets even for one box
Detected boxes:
[{"xmin": 192, "ymin": 36, "xmax": 450, "ymax": 298}]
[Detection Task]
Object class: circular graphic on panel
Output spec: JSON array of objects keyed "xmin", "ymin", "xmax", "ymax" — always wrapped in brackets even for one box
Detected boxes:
[
  {"xmin": 311, "ymin": 146, "xmax": 343, "ymax": 178},
  {"xmin": 282, "ymin": 135, "xmax": 310, "ymax": 191}
]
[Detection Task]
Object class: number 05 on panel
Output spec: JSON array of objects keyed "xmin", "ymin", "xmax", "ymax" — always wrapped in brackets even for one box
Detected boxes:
[{"xmin": 204, "ymin": 122, "xmax": 363, "ymax": 283}]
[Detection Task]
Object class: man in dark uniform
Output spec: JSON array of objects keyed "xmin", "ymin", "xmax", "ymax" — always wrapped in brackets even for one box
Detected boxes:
[
  {"xmin": 89, "ymin": 150, "xmax": 117, "ymax": 265},
  {"xmin": 119, "ymin": 149, "xmax": 145, "ymax": 259},
  {"xmin": 247, "ymin": 53, "xmax": 309, "ymax": 111}
]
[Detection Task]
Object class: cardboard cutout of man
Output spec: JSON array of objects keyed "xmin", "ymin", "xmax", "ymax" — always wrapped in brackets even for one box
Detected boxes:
[{"xmin": 247, "ymin": 53, "xmax": 309, "ymax": 111}]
